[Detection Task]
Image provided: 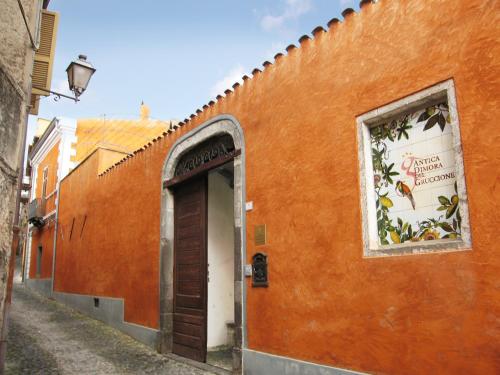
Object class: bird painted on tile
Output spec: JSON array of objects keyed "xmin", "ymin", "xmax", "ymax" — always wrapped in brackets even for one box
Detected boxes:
[{"xmin": 396, "ymin": 180, "xmax": 416, "ymax": 210}]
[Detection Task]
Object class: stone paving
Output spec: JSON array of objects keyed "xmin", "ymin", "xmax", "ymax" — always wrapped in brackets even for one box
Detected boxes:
[{"xmin": 6, "ymin": 281, "xmax": 216, "ymax": 375}]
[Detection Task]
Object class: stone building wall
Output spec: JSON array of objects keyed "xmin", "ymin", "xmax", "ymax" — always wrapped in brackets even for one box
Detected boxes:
[
  {"xmin": 0, "ymin": 0, "xmax": 38, "ymax": 366},
  {"xmin": 0, "ymin": 67, "xmax": 24, "ymax": 319},
  {"xmin": 0, "ymin": 0, "xmax": 38, "ymax": 92}
]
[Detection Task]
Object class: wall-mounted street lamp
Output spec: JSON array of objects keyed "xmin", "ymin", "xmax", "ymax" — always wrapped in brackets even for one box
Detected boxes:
[
  {"xmin": 33, "ymin": 54, "xmax": 96, "ymax": 102},
  {"xmin": 66, "ymin": 55, "xmax": 96, "ymax": 101}
]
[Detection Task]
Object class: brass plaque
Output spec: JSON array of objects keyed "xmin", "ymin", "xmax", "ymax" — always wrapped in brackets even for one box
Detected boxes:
[{"xmin": 254, "ymin": 224, "xmax": 266, "ymax": 246}]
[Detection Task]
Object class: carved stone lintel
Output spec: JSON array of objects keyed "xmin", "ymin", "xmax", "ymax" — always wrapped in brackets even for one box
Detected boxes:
[{"xmin": 174, "ymin": 134, "xmax": 235, "ymax": 178}]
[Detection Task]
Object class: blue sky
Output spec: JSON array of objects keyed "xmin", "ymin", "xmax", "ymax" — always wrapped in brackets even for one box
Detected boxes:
[{"xmin": 32, "ymin": 0, "xmax": 358, "ymax": 126}]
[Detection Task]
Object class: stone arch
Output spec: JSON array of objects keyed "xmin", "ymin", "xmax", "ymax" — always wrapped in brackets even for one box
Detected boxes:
[{"xmin": 159, "ymin": 115, "xmax": 246, "ymax": 372}]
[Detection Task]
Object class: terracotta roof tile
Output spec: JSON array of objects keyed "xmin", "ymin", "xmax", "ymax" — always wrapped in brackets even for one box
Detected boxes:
[
  {"xmin": 312, "ymin": 26, "xmax": 326, "ymax": 36},
  {"xmin": 359, "ymin": 0, "xmax": 372, "ymax": 8},
  {"xmin": 298, "ymin": 34, "xmax": 311, "ymax": 44},
  {"xmin": 327, "ymin": 18, "xmax": 340, "ymax": 28},
  {"xmin": 341, "ymin": 8, "xmax": 356, "ymax": 18}
]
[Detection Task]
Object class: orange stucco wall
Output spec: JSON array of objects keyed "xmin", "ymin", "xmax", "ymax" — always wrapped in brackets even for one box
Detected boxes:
[
  {"xmin": 34, "ymin": 140, "xmax": 59, "ymax": 202},
  {"xmin": 29, "ymin": 139, "xmax": 60, "ymax": 278},
  {"xmin": 29, "ymin": 223, "xmax": 55, "ymax": 279},
  {"xmin": 54, "ymin": 1, "xmax": 500, "ymax": 374},
  {"xmin": 55, "ymin": 148, "xmax": 164, "ymax": 328}
]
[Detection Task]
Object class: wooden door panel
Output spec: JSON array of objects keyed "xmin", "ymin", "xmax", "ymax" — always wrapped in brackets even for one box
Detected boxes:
[
  {"xmin": 178, "ymin": 225, "xmax": 202, "ymax": 239},
  {"xmin": 178, "ymin": 280, "xmax": 201, "ymax": 294},
  {"xmin": 176, "ymin": 238, "xmax": 202, "ymax": 251},
  {"xmin": 173, "ymin": 177, "xmax": 207, "ymax": 362},
  {"xmin": 177, "ymin": 214, "xmax": 201, "ymax": 227},
  {"xmin": 177, "ymin": 204, "xmax": 201, "ymax": 218},
  {"xmin": 174, "ymin": 321, "xmax": 204, "ymax": 337},
  {"xmin": 174, "ymin": 313, "xmax": 204, "ymax": 324},
  {"xmin": 177, "ymin": 266, "xmax": 201, "ymax": 282},
  {"xmin": 176, "ymin": 295, "xmax": 202, "ymax": 309},
  {"xmin": 176, "ymin": 250, "xmax": 202, "ymax": 265},
  {"xmin": 173, "ymin": 343, "xmax": 204, "ymax": 363},
  {"xmin": 175, "ymin": 306, "xmax": 204, "ymax": 317},
  {"xmin": 174, "ymin": 332, "xmax": 202, "ymax": 348}
]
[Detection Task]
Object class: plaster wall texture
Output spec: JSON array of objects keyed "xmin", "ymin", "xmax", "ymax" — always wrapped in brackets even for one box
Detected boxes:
[
  {"xmin": 54, "ymin": 1, "xmax": 500, "ymax": 374},
  {"xmin": 0, "ymin": 0, "xmax": 38, "ymax": 355},
  {"xmin": 26, "ymin": 110, "xmax": 169, "ymax": 282},
  {"xmin": 0, "ymin": 160, "xmax": 18, "ymax": 340},
  {"xmin": 27, "ymin": 140, "xmax": 60, "ymax": 280},
  {"xmin": 71, "ymin": 109, "xmax": 171, "ymax": 165},
  {"xmin": 29, "ymin": 222, "xmax": 55, "ymax": 279},
  {"xmin": 97, "ymin": 149, "xmax": 130, "ymax": 175},
  {"xmin": 34, "ymin": 139, "xmax": 60, "ymax": 207},
  {"xmin": 0, "ymin": 0, "xmax": 37, "ymax": 93},
  {"xmin": 207, "ymin": 171, "xmax": 235, "ymax": 348},
  {"xmin": 0, "ymin": 71, "xmax": 23, "ymax": 308},
  {"xmin": 55, "ymin": 148, "xmax": 166, "ymax": 329},
  {"xmin": 0, "ymin": 70, "xmax": 24, "ymax": 172}
]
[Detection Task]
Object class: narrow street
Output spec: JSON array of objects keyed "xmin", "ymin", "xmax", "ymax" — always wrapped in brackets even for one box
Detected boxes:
[{"xmin": 6, "ymin": 275, "xmax": 217, "ymax": 375}]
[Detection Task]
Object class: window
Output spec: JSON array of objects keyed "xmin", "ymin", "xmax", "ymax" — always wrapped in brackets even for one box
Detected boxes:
[
  {"xmin": 36, "ymin": 245, "xmax": 43, "ymax": 277},
  {"xmin": 357, "ymin": 80, "xmax": 471, "ymax": 257},
  {"xmin": 42, "ymin": 167, "xmax": 48, "ymax": 199}
]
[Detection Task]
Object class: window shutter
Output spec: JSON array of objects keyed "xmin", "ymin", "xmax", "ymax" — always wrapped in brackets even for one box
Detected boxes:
[{"xmin": 31, "ymin": 10, "xmax": 59, "ymax": 96}]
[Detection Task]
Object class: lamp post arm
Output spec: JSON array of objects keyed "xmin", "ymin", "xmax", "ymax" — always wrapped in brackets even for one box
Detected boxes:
[{"xmin": 32, "ymin": 86, "xmax": 79, "ymax": 102}]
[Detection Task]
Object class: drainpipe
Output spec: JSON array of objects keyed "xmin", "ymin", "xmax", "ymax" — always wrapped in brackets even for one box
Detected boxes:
[{"xmin": 50, "ymin": 181, "xmax": 60, "ymax": 295}]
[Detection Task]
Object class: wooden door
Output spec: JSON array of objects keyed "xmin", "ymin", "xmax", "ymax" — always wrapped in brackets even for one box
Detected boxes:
[{"xmin": 172, "ymin": 176, "xmax": 208, "ymax": 362}]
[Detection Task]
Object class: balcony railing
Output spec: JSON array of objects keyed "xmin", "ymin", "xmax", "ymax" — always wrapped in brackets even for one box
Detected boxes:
[{"xmin": 28, "ymin": 198, "xmax": 46, "ymax": 227}]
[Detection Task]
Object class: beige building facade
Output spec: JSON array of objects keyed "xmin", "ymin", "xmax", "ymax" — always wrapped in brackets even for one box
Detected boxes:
[{"xmin": 0, "ymin": 0, "xmax": 57, "ymax": 368}]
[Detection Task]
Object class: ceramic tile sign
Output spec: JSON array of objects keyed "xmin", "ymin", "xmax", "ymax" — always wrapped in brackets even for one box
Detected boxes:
[{"xmin": 370, "ymin": 101, "xmax": 462, "ymax": 246}]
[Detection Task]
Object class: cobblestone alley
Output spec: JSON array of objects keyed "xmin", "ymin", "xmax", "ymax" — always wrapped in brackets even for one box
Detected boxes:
[{"xmin": 6, "ymin": 277, "xmax": 219, "ymax": 375}]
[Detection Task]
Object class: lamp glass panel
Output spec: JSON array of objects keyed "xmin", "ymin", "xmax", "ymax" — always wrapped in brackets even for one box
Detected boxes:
[
  {"xmin": 66, "ymin": 65, "xmax": 74, "ymax": 89},
  {"xmin": 72, "ymin": 63, "xmax": 94, "ymax": 91}
]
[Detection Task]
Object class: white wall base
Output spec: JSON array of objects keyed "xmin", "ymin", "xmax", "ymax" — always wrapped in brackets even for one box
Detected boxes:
[{"xmin": 243, "ymin": 349, "xmax": 369, "ymax": 375}]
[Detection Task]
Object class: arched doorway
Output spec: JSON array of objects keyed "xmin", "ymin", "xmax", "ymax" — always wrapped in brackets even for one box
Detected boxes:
[{"xmin": 159, "ymin": 115, "xmax": 245, "ymax": 373}]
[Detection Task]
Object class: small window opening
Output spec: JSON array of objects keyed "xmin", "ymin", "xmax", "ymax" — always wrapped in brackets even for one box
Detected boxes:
[
  {"xmin": 42, "ymin": 167, "xmax": 48, "ymax": 199},
  {"xmin": 36, "ymin": 245, "xmax": 42, "ymax": 277},
  {"xmin": 94, "ymin": 298, "xmax": 100, "ymax": 308}
]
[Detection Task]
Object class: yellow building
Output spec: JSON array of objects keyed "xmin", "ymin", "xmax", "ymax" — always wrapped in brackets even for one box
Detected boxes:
[
  {"xmin": 24, "ymin": 102, "xmax": 175, "ymax": 288},
  {"xmin": 73, "ymin": 103, "xmax": 173, "ymax": 166}
]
